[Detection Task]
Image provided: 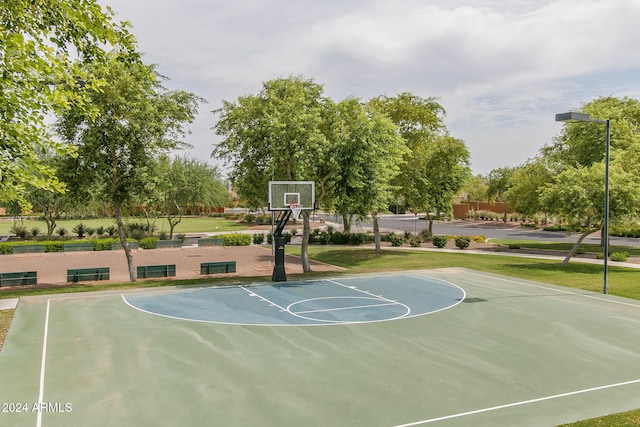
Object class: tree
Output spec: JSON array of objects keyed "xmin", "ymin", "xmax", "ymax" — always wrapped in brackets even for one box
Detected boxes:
[
  {"xmin": 540, "ymin": 163, "xmax": 640, "ymax": 265},
  {"xmin": 540, "ymin": 96, "xmax": 640, "ymax": 264},
  {"xmin": 56, "ymin": 52, "xmax": 202, "ymax": 281},
  {"xmin": 156, "ymin": 155, "xmax": 230, "ymax": 239},
  {"xmin": 370, "ymin": 93, "xmax": 470, "ymax": 233},
  {"xmin": 463, "ymin": 174, "xmax": 488, "ymax": 220},
  {"xmin": 214, "ymin": 75, "xmax": 330, "ymax": 273},
  {"xmin": 504, "ymin": 160, "xmax": 552, "ymax": 221},
  {"xmin": 486, "ymin": 167, "xmax": 515, "ymax": 222},
  {"xmin": 0, "ymin": 1, "xmax": 134, "ymax": 209},
  {"xmin": 319, "ymin": 98, "xmax": 407, "ymax": 251}
]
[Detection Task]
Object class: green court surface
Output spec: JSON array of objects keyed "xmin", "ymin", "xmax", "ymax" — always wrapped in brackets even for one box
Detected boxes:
[{"xmin": 1, "ymin": 268, "xmax": 640, "ymax": 426}]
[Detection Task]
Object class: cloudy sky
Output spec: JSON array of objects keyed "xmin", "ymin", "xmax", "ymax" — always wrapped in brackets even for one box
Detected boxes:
[{"xmin": 99, "ymin": 0, "xmax": 640, "ymax": 175}]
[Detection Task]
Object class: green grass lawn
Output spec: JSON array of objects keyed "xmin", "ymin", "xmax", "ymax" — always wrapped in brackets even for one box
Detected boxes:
[
  {"xmin": 0, "ymin": 216, "xmax": 246, "ymax": 236},
  {"xmin": 295, "ymin": 246, "xmax": 640, "ymax": 300},
  {"xmin": 490, "ymin": 238, "xmax": 640, "ymax": 257}
]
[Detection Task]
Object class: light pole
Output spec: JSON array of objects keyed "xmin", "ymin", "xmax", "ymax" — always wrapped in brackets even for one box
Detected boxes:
[{"xmin": 555, "ymin": 112, "xmax": 611, "ymax": 294}]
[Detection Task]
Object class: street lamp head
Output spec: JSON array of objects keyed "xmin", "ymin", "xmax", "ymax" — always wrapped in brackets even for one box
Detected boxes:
[
  {"xmin": 555, "ymin": 112, "xmax": 592, "ymax": 122},
  {"xmin": 556, "ymin": 111, "xmax": 607, "ymax": 124}
]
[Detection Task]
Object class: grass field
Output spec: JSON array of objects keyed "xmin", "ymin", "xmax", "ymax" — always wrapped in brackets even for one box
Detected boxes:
[
  {"xmin": 0, "ymin": 216, "xmax": 246, "ymax": 236},
  {"xmin": 490, "ymin": 238, "xmax": 640, "ymax": 257},
  {"xmin": 2, "ymin": 245, "xmax": 640, "ymax": 425}
]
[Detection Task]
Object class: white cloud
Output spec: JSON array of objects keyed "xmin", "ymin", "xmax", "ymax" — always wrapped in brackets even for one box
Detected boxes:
[{"xmin": 101, "ymin": 0, "xmax": 640, "ymax": 174}]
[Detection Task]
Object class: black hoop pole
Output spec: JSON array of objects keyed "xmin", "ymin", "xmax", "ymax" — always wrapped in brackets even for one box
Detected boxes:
[{"xmin": 272, "ymin": 209, "xmax": 292, "ymax": 282}]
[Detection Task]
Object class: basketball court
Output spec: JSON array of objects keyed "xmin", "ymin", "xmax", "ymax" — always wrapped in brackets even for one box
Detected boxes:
[{"xmin": 2, "ymin": 268, "xmax": 640, "ymax": 426}]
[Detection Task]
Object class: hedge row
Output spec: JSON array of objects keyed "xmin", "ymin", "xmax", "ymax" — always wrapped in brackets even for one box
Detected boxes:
[{"xmin": 2, "ymin": 238, "xmax": 153, "ymax": 254}]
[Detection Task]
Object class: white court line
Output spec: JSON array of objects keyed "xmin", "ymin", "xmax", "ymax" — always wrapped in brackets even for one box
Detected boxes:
[
  {"xmin": 240, "ymin": 286, "xmax": 288, "ymax": 311},
  {"xmin": 393, "ymin": 378, "xmax": 640, "ymax": 427},
  {"xmin": 325, "ymin": 279, "xmax": 400, "ymax": 304},
  {"xmin": 295, "ymin": 301, "xmax": 400, "ymax": 315},
  {"xmin": 36, "ymin": 299, "xmax": 51, "ymax": 427}
]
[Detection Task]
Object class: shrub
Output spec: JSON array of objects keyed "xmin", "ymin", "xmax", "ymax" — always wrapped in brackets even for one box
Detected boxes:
[
  {"xmin": 330, "ymin": 231, "xmax": 350, "ymax": 245},
  {"xmin": 312, "ymin": 231, "xmax": 331, "ymax": 244},
  {"xmin": 473, "ymin": 235, "xmax": 486, "ymax": 243},
  {"xmin": 508, "ymin": 244, "xmax": 521, "ymax": 249},
  {"xmin": 0, "ymin": 243, "xmax": 13, "ymax": 254},
  {"xmin": 455, "ymin": 236, "xmax": 471, "ymax": 250},
  {"xmin": 252, "ymin": 233, "xmax": 265, "ymax": 244},
  {"xmin": 432, "ymin": 235, "xmax": 448, "ymax": 248},
  {"xmin": 419, "ymin": 229, "xmax": 432, "ymax": 242},
  {"xmin": 244, "ymin": 214, "xmax": 256, "ymax": 223},
  {"xmin": 86, "ymin": 227, "xmax": 95, "ymax": 237},
  {"xmin": 139, "ymin": 237, "xmax": 159, "ymax": 249},
  {"xmin": 30, "ymin": 227, "xmax": 41, "ymax": 238},
  {"xmin": 388, "ymin": 233, "xmax": 405, "ymax": 247},
  {"xmin": 96, "ymin": 226, "xmax": 106, "ymax": 236},
  {"xmin": 43, "ymin": 241, "xmax": 64, "ymax": 252},
  {"xmin": 11, "ymin": 225, "xmax": 28, "ymax": 239},
  {"xmin": 130, "ymin": 229, "xmax": 146, "ymax": 241},
  {"xmin": 610, "ymin": 251, "xmax": 629, "ymax": 262},
  {"xmin": 219, "ymin": 233, "xmax": 252, "ymax": 246},
  {"xmin": 93, "ymin": 238, "xmax": 117, "ymax": 251},
  {"xmin": 409, "ymin": 235, "xmax": 422, "ymax": 247},
  {"xmin": 349, "ymin": 233, "xmax": 366, "ymax": 245},
  {"xmin": 73, "ymin": 223, "xmax": 87, "ymax": 238},
  {"xmin": 176, "ymin": 233, "xmax": 186, "ymax": 241},
  {"xmin": 57, "ymin": 228, "xmax": 67, "ymax": 237},
  {"xmin": 106, "ymin": 225, "xmax": 117, "ymax": 237}
]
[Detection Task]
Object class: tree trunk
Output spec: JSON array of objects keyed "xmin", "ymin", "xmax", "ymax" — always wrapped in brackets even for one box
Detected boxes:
[
  {"xmin": 301, "ymin": 210, "xmax": 312, "ymax": 273},
  {"xmin": 114, "ymin": 196, "xmax": 137, "ymax": 281},
  {"xmin": 373, "ymin": 212, "xmax": 382, "ymax": 253},
  {"xmin": 44, "ymin": 207, "xmax": 57, "ymax": 237},
  {"xmin": 342, "ymin": 213, "xmax": 352, "ymax": 233},
  {"xmin": 562, "ymin": 227, "xmax": 593, "ymax": 266}
]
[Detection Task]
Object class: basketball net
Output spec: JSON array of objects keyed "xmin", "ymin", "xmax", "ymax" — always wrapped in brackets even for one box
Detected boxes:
[{"xmin": 289, "ymin": 203, "xmax": 302, "ymax": 220}]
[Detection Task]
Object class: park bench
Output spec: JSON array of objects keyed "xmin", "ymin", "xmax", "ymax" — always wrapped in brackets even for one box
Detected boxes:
[
  {"xmin": 200, "ymin": 261, "xmax": 236, "ymax": 275},
  {"xmin": 12, "ymin": 244, "xmax": 45, "ymax": 254},
  {"xmin": 67, "ymin": 267, "xmax": 110, "ymax": 283},
  {"xmin": 63, "ymin": 242, "xmax": 94, "ymax": 252},
  {"xmin": 0, "ymin": 271, "xmax": 37, "ymax": 286},
  {"xmin": 137, "ymin": 264, "xmax": 176, "ymax": 279},
  {"xmin": 197, "ymin": 238, "xmax": 223, "ymax": 247},
  {"xmin": 155, "ymin": 239, "xmax": 183, "ymax": 249}
]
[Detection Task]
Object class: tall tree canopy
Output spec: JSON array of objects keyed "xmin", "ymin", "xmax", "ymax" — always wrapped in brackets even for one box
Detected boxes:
[
  {"xmin": 370, "ymin": 93, "xmax": 471, "ymax": 231},
  {"xmin": 0, "ymin": 0, "xmax": 134, "ymax": 208},
  {"xmin": 56, "ymin": 52, "xmax": 202, "ymax": 281},
  {"xmin": 320, "ymin": 97, "xmax": 407, "ymax": 250},
  {"xmin": 214, "ymin": 75, "xmax": 329, "ymax": 272},
  {"xmin": 538, "ymin": 96, "xmax": 640, "ymax": 264}
]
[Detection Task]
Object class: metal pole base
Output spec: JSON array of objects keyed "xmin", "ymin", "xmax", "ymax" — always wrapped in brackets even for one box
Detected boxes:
[{"xmin": 272, "ymin": 237, "xmax": 287, "ymax": 282}]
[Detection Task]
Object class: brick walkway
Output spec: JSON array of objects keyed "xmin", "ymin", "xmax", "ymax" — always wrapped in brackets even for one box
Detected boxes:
[{"xmin": 0, "ymin": 245, "xmax": 340, "ymax": 287}]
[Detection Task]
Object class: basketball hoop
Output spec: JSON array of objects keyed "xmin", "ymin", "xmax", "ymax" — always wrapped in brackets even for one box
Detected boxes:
[{"xmin": 289, "ymin": 203, "xmax": 303, "ymax": 220}]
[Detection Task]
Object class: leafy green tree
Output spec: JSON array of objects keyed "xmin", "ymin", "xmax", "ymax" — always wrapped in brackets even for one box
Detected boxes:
[
  {"xmin": 319, "ymin": 98, "xmax": 407, "ymax": 251},
  {"xmin": 0, "ymin": 1, "xmax": 134, "ymax": 209},
  {"xmin": 370, "ymin": 93, "xmax": 470, "ymax": 232},
  {"xmin": 156, "ymin": 155, "xmax": 230, "ymax": 239},
  {"xmin": 541, "ymin": 96, "xmax": 640, "ymax": 264},
  {"xmin": 486, "ymin": 167, "xmax": 515, "ymax": 222},
  {"xmin": 504, "ymin": 160, "xmax": 552, "ymax": 221},
  {"xmin": 56, "ymin": 52, "xmax": 202, "ymax": 281},
  {"xmin": 369, "ymin": 93, "xmax": 446, "ymax": 213},
  {"xmin": 214, "ymin": 75, "xmax": 330, "ymax": 272},
  {"xmin": 462, "ymin": 174, "xmax": 488, "ymax": 219}
]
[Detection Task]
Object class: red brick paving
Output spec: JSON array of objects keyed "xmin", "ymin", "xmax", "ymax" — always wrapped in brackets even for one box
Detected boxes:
[{"xmin": 0, "ymin": 245, "xmax": 340, "ymax": 287}]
